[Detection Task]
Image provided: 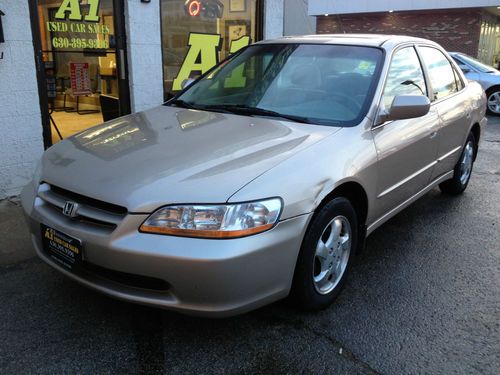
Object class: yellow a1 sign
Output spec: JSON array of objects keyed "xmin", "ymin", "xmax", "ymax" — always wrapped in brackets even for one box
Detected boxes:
[
  {"xmin": 172, "ymin": 33, "xmax": 251, "ymax": 91},
  {"xmin": 55, "ymin": 0, "xmax": 100, "ymax": 22}
]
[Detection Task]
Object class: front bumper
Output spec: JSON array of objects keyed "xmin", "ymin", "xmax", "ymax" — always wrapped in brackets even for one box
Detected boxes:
[{"xmin": 21, "ymin": 183, "xmax": 311, "ymax": 317}]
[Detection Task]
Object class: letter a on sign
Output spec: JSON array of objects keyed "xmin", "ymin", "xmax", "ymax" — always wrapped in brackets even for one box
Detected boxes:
[
  {"xmin": 55, "ymin": 0, "xmax": 100, "ymax": 22},
  {"xmin": 172, "ymin": 33, "xmax": 222, "ymax": 91},
  {"xmin": 55, "ymin": 0, "xmax": 82, "ymax": 21}
]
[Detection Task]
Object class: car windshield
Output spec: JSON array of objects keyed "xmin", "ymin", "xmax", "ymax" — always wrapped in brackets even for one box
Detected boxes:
[
  {"xmin": 171, "ymin": 44, "xmax": 383, "ymax": 126},
  {"xmin": 454, "ymin": 53, "xmax": 496, "ymax": 73}
]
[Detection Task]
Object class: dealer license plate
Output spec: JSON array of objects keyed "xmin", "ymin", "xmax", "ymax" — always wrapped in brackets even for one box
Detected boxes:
[{"xmin": 41, "ymin": 224, "xmax": 82, "ymax": 270}]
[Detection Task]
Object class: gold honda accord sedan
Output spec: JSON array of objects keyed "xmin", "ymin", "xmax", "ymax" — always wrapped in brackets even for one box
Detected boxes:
[{"xmin": 22, "ymin": 35, "xmax": 487, "ymax": 316}]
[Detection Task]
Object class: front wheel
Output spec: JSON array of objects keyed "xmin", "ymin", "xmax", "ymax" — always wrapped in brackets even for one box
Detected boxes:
[
  {"xmin": 292, "ymin": 197, "xmax": 358, "ymax": 311},
  {"xmin": 439, "ymin": 133, "xmax": 476, "ymax": 195}
]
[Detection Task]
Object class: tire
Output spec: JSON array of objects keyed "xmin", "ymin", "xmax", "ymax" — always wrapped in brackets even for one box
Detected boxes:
[
  {"xmin": 486, "ymin": 87, "xmax": 500, "ymax": 116},
  {"xmin": 439, "ymin": 132, "xmax": 476, "ymax": 195},
  {"xmin": 292, "ymin": 197, "xmax": 358, "ymax": 311}
]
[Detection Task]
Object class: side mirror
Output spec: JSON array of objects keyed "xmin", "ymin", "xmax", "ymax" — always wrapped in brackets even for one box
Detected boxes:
[
  {"xmin": 381, "ymin": 95, "xmax": 431, "ymax": 122},
  {"xmin": 181, "ymin": 78, "xmax": 196, "ymax": 90}
]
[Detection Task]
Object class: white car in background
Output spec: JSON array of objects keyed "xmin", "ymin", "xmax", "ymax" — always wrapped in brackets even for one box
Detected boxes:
[{"xmin": 449, "ymin": 52, "xmax": 500, "ymax": 115}]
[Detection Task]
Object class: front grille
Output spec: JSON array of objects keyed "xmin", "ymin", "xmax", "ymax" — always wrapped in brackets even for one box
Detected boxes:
[
  {"xmin": 80, "ymin": 262, "xmax": 170, "ymax": 292},
  {"xmin": 37, "ymin": 183, "xmax": 127, "ymax": 229}
]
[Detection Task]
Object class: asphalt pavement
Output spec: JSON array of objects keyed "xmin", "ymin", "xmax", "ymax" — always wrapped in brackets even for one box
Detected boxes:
[{"xmin": 0, "ymin": 118, "xmax": 499, "ymax": 374}]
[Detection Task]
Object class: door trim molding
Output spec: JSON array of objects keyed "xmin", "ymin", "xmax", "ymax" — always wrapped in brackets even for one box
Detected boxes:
[
  {"xmin": 377, "ymin": 160, "xmax": 437, "ymax": 199},
  {"xmin": 368, "ymin": 170, "xmax": 454, "ymax": 235},
  {"xmin": 437, "ymin": 145, "xmax": 461, "ymax": 162}
]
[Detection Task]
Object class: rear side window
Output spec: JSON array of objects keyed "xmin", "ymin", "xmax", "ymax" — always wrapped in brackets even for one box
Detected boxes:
[
  {"xmin": 382, "ymin": 47, "xmax": 427, "ymax": 109},
  {"xmin": 419, "ymin": 47, "xmax": 458, "ymax": 101}
]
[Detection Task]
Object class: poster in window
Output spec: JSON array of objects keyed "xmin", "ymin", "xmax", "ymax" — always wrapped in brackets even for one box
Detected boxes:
[
  {"xmin": 224, "ymin": 20, "xmax": 250, "ymax": 52},
  {"xmin": 69, "ymin": 62, "xmax": 92, "ymax": 96},
  {"xmin": 229, "ymin": 0, "xmax": 246, "ymax": 12}
]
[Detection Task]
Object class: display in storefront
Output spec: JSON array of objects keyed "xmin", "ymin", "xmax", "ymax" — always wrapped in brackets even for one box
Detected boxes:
[
  {"xmin": 172, "ymin": 32, "xmax": 250, "ymax": 90},
  {"xmin": 48, "ymin": 0, "xmax": 110, "ymax": 51},
  {"xmin": 162, "ymin": 0, "xmax": 258, "ymax": 97},
  {"xmin": 54, "ymin": 0, "xmax": 100, "ymax": 22},
  {"xmin": 185, "ymin": 0, "xmax": 224, "ymax": 18},
  {"xmin": 69, "ymin": 62, "xmax": 92, "ymax": 96},
  {"xmin": 229, "ymin": 0, "xmax": 245, "ymax": 12}
]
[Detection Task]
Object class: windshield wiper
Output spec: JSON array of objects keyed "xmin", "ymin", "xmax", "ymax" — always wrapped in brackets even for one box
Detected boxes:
[
  {"xmin": 200, "ymin": 104, "xmax": 313, "ymax": 124},
  {"xmin": 167, "ymin": 99, "xmax": 198, "ymax": 109}
]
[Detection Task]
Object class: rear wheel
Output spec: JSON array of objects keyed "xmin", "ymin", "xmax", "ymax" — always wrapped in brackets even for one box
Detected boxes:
[
  {"xmin": 292, "ymin": 197, "xmax": 358, "ymax": 311},
  {"xmin": 439, "ymin": 132, "xmax": 476, "ymax": 195},
  {"xmin": 486, "ymin": 87, "xmax": 500, "ymax": 115}
]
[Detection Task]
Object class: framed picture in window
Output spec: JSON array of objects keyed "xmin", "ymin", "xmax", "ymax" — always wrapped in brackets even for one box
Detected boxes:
[
  {"xmin": 224, "ymin": 19, "xmax": 250, "ymax": 52},
  {"xmin": 229, "ymin": 0, "xmax": 246, "ymax": 12}
]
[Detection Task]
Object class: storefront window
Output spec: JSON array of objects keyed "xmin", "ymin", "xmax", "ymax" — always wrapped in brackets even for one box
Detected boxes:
[
  {"xmin": 37, "ymin": 0, "xmax": 124, "ymax": 144},
  {"xmin": 161, "ymin": 0, "xmax": 259, "ymax": 98}
]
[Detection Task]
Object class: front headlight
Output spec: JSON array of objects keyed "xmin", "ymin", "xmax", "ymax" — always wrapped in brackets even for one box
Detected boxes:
[{"xmin": 139, "ymin": 198, "xmax": 282, "ymax": 238}]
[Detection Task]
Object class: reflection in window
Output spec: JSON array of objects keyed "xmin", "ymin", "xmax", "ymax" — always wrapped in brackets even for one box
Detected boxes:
[
  {"xmin": 178, "ymin": 44, "xmax": 383, "ymax": 125},
  {"xmin": 383, "ymin": 47, "xmax": 427, "ymax": 109},
  {"xmin": 420, "ymin": 47, "xmax": 458, "ymax": 101},
  {"xmin": 161, "ymin": 0, "xmax": 258, "ymax": 98}
]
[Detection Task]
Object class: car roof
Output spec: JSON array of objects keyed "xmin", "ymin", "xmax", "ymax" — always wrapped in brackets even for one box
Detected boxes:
[{"xmin": 256, "ymin": 34, "xmax": 437, "ymax": 49}]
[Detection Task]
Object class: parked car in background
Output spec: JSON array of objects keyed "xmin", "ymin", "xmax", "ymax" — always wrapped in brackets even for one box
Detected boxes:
[
  {"xmin": 22, "ymin": 35, "xmax": 487, "ymax": 317},
  {"xmin": 449, "ymin": 52, "xmax": 500, "ymax": 115}
]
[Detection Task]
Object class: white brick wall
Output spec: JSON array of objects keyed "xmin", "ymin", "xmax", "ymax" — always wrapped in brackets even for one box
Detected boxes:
[
  {"xmin": 0, "ymin": 0, "xmax": 44, "ymax": 198},
  {"xmin": 264, "ymin": 0, "xmax": 284, "ymax": 39},
  {"xmin": 125, "ymin": 0, "xmax": 164, "ymax": 113},
  {"xmin": 284, "ymin": 0, "xmax": 316, "ymax": 36}
]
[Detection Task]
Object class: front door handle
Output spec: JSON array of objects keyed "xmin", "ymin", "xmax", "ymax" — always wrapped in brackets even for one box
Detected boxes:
[{"xmin": 429, "ymin": 131, "xmax": 438, "ymax": 139}]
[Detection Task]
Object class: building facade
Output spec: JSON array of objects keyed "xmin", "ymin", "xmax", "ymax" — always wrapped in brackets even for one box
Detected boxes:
[
  {"xmin": 309, "ymin": 0, "xmax": 500, "ymax": 65},
  {"xmin": 0, "ymin": 0, "xmax": 309, "ymax": 198}
]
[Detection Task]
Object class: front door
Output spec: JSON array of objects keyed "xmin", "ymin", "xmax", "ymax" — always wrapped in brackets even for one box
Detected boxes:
[
  {"xmin": 371, "ymin": 46, "xmax": 439, "ymax": 220},
  {"xmin": 29, "ymin": 0, "xmax": 130, "ymax": 147}
]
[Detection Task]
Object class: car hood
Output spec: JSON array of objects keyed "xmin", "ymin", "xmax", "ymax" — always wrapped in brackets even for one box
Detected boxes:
[{"xmin": 40, "ymin": 105, "xmax": 339, "ymax": 212}]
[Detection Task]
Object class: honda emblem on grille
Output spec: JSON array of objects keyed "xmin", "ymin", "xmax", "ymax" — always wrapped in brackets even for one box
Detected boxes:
[{"xmin": 63, "ymin": 201, "xmax": 79, "ymax": 218}]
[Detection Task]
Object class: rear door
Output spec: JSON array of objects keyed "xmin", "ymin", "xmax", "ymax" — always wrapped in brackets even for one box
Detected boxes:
[
  {"xmin": 418, "ymin": 46, "xmax": 470, "ymax": 179},
  {"xmin": 371, "ymin": 45, "xmax": 440, "ymax": 218}
]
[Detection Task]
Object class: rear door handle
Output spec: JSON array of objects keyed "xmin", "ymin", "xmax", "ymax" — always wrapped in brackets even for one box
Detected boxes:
[{"xmin": 429, "ymin": 131, "xmax": 438, "ymax": 139}]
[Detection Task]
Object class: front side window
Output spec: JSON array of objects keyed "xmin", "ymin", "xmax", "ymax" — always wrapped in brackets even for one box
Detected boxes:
[
  {"xmin": 419, "ymin": 47, "xmax": 458, "ymax": 101},
  {"xmin": 174, "ymin": 44, "xmax": 383, "ymax": 126},
  {"xmin": 382, "ymin": 47, "xmax": 427, "ymax": 109}
]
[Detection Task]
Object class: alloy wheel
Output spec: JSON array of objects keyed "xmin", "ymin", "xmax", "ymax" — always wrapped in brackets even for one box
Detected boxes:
[
  {"xmin": 487, "ymin": 91, "xmax": 500, "ymax": 114},
  {"xmin": 313, "ymin": 216, "xmax": 352, "ymax": 295},
  {"xmin": 460, "ymin": 141, "xmax": 474, "ymax": 185}
]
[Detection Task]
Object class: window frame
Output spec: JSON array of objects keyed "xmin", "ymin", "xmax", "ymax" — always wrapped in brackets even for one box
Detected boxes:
[
  {"xmin": 380, "ymin": 44, "xmax": 430, "ymax": 111},
  {"xmin": 415, "ymin": 45, "xmax": 467, "ymax": 104}
]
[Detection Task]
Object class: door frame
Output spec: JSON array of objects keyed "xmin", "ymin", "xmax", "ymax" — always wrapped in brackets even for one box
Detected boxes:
[{"xmin": 28, "ymin": 0, "xmax": 131, "ymax": 149}]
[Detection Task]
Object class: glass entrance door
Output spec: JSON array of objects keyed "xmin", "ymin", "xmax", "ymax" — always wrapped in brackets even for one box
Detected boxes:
[{"xmin": 34, "ymin": 0, "xmax": 130, "ymax": 145}]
